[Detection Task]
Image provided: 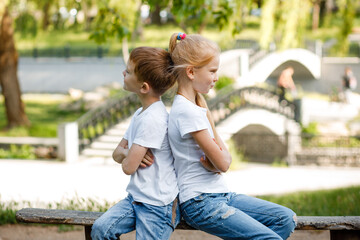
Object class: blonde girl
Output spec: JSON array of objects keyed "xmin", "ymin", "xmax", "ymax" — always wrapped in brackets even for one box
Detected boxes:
[{"xmin": 168, "ymin": 33, "xmax": 296, "ymax": 240}]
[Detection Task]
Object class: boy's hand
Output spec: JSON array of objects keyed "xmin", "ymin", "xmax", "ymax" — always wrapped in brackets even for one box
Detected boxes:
[
  {"xmin": 139, "ymin": 149, "xmax": 154, "ymax": 168},
  {"xmin": 200, "ymin": 155, "xmax": 220, "ymax": 173}
]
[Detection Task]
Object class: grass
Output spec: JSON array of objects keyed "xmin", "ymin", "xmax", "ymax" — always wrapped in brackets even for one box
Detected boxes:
[
  {"xmin": 1, "ymin": 185, "xmax": 359, "ymax": 225},
  {"xmin": 258, "ymin": 185, "xmax": 360, "ymax": 216},
  {"xmin": 0, "ymin": 94, "xmax": 85, "ymax": 137}
]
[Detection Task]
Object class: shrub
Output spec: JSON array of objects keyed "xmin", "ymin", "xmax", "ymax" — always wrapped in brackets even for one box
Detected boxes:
[{"xmin": 215, "ymin": 76, "xmax": 235, "ymax": 91}]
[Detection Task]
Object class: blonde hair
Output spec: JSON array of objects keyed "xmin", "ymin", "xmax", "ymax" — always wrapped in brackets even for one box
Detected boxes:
[
  {"xmin": 168, "ymin": 33, "xmax": 220, "ymax": 83},
  {"xmin": 169, "ymin": 33, "xmax": 220, "ymax": 139}
]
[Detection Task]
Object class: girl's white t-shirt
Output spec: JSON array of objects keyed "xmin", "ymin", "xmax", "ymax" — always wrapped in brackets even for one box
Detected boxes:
[
  {"xmin": 168, "ymin": 95, "xmax": 229, "ymax": 204},
  {"xmin": 124, "ymin": 101, "xmax": 179, "ymax": 206}
]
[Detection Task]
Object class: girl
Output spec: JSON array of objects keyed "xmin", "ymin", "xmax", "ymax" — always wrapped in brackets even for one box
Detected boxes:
[
  {"xmin": 168, "ymin": 33, "xmax": 297, "ymax": 240},
  {"xmin": 91, "ymin": 47, "xmax": 180, "ymax": 240}
]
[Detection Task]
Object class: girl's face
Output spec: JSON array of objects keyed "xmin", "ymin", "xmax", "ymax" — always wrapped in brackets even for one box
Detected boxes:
[
  {"xmin": 123, "ymin": 60, "xmax": 142, "ymax": 93},
  {"xmin": 192, "ymin": 55, "xmax": 219, "ymax": 94}
]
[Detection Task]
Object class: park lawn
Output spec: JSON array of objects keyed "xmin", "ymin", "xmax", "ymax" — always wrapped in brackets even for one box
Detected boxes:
[
  {"xmin": 0, "ymin": 95, "xmax": 85, "ymax": 137},
  {"xmin": 258, "ymin": 185, "xmax": 360, "ymax": 216},
  {"xmin": 1, "ymin": 185, "xmax": 359, "ymax": 225}
]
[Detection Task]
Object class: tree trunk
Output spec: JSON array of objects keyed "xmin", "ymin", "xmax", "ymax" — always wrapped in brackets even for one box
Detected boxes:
[
  {"xmin": 312, "ymin": 1, "xmax": 320, "ymax": 30},
  {"xmin": 150, "ymin": 4, "xmax": 161, "ymax": 25},
  {"xmin": 0, "ymin": 7, "xmax": 30, "ymax": 128},
  {"xmin": 42, "ymin": 2, "xmax": 50, "ymax": 30}
]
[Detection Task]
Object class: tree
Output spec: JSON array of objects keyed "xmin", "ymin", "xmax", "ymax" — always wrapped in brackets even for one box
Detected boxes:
[
  {"xmin": 311, "ymin": 0, "xmax": 321, "ymax": 30},
  {"xmin": 170, "ymin": 0, "xmax": 234, "ymax": 34},
  {"xmin": 259, "ymin": 0, "xmax": 311, "ymax": 50},
  {"xmin": 259, "ymin": 0, "xmax": 277, "ymax": 49},
  {"xmin": 335, "ymin": 0, "xmax": 358, "ymax": 56},
  {"xmin": 90, "ymin": 0, "xmax": 140, "ymax": 63},
  {"xmin": 0, "ymin": 4, "xmax": 30, "ymax": 128},
  {"xmin": 147, "ymin": 0, "xmax": 169, "ymax": 25}
]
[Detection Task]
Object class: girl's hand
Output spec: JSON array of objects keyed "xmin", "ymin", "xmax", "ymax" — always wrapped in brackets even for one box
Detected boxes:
[
  {"xmin": 139, "ymin": 149, "xmax": 154, "ymax": 168},
  {"xmin": 200, "ymin": 155, "xmax": 220, "ymax": 173}
]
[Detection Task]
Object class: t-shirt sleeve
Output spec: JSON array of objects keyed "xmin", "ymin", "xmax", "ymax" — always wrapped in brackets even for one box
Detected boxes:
[
  {"xmin": 133, "ymin": 114, "xmax": 167, "ymax": 149},
  {"xmin": 123, "ymin": 127, "xmax": 129, "ymax": 140},
  {"xmin": 177, "ymin": 106, "xmax": 208, "ymax": 137}
]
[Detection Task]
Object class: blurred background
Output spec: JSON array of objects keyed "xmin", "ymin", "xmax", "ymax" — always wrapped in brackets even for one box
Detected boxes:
[{"xmin": 0, "ymin": 0, "xmax": 360, "ymax": 239}]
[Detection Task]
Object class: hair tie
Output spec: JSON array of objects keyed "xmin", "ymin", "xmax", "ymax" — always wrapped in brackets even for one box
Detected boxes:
[{"xmin": 177, "ymin": 32, "xmax": 186, "ymax": 40}]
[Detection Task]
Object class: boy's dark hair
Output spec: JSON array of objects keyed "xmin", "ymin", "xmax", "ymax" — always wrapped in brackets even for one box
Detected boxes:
[{"xmin": 129, "ymin": 47, "xmax": 175, "ymax": 95}]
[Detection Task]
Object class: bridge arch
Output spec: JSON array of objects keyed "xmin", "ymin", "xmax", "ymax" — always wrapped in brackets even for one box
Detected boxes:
[
  {"xmin": 216, "ymin": 108, "xmax": 301, "ymax": 143},
  {"xmin": 232, "ymin": 124, "xmax": 288, "ymax": 163},
  {"xmin": 219, "ymin": 48, "xmax": 321, "ymax": 87},
  {"xmin": 215, "ymin": 108, "xmax": 301, "ymax": 164}
]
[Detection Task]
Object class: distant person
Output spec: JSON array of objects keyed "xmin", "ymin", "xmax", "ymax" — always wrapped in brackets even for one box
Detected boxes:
[
  {"xmin": 342, "ymin": 66, "xmax": 357, "ymax": 103},
  {"xmin": 277, "ymin": 67, "xmax": 296, "ymax": 104},
  {"xmin": 91, "ymin": 47, "xmax": 180, "ymax": 239}
]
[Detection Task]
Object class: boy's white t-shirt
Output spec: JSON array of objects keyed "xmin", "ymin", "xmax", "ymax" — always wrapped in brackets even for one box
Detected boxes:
[
  {"xmin": 168, "ymin": 95, "xmax": 229, "ymax": 204},
  {"xmin": 124, "ymin": 100, "xmax": 179, "ymax": 206}
]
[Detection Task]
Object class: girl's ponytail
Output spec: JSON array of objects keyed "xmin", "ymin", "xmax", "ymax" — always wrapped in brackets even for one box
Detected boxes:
[{"xmin": 168, "ymin": 33, "xmax": 179, "ymax": 55}]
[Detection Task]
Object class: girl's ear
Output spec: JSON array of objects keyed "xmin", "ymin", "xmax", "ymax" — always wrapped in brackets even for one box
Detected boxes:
[
  {"xmin": 140, "ymin": 82, "xmax": 150, "ymax": 94},
  {"xmin": 186, "ymin": 66, "xmax": 195, "ymax": 81}
]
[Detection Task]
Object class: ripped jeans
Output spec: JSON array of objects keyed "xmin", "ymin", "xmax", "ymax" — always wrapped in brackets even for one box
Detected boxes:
[{"xmin": 180, "ymin": 192, "xmax": 296, "ymax": 240}]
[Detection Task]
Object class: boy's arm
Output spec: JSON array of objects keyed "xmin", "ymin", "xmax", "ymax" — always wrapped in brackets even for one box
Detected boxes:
[
  {"xmin": 113, "ymin": 139, "xmax": 154, "ymax": 169},
  {"xmin": 122, "ymin": 144, "xmax": 149, "ymax": 175},
  {"xmin": 112, "ymin": 138, "xmax": 129, "ymax": 164}
]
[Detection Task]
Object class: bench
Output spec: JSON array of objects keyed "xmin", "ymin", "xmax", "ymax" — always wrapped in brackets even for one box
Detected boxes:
[{"xmin": 16, "ymin": 208, "xmax": 360, "ymax": 240}]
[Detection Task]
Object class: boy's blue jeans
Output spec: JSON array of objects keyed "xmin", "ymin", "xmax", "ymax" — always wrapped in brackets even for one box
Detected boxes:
[
  {"xmin": 91, "ymin": 194, "xmax": 180, "ymax": 240},
  {"xmin": 181, "ymin": 192, "xmax": 297, "ymax": 240}
]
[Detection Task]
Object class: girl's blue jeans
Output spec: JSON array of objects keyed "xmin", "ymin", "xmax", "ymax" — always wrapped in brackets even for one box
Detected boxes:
[
  {"xmin": 181, "ymin": 192, "xmax": 297, "ymax": 240},
  {"xmin": 91, "ymin": 194, "xmax": 180, "ymax": 240}
]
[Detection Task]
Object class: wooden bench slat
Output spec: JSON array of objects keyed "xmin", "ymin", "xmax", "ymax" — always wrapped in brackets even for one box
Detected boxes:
[
  {"xmin": 296, "ymin": 216, "xmax": 360, "ymax": 230},
  {"xmin": 16, "ymin": 208, "xmax": 102, "ymax": 226},
  {"xmin": 15, "ymin": 208, "xmax": 360, "ymax": 231}
]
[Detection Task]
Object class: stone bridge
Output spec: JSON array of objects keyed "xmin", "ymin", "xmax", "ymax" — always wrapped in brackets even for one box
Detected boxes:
[
  {"xmin": 208, "ymin": 86, "xmax": 301, "ymax": 165},
  {"xmin": 218, "ymin": 48, "xmax": 322, "ymax": 87}
]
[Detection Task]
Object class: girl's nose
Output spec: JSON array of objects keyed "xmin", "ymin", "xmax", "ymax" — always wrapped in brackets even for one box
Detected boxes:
[{"xmin": 214, "ymin": 73, "xmax": 218, "ymax": 82}]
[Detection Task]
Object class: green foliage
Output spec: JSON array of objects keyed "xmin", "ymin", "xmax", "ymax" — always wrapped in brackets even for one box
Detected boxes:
[
  {"xmin": 212, "ymin": 1, "xmax": 234, "ymax": 31},
  {"xmin": 14, "ymin": 11, "xmax": 37, "ymax": 38},
  {"xmin": 89, "ymin": 1, "xmax": 138, "ymax": 45},
  {"xmin": 301, "ymin": 122, "xmax": 318, "ymax": 135},
  {"xmin": 0, "ymin": 199, "xmax": 20, "ymax": 225},
  {"xmin": 0, "ymin": 145, "xmax": 36, "ymax": 159},
  {"xmin": 259, "ymin": 0, "xmax": 277, "ymax": 49},
  {"xmin": 214, "ymin": 76, "xmax": 235, "ymax": 91},
  {"xmin": 333, "ymin": 0, "xmax": 358, "ymax": 56},
  {"xmin": 259, "ymin": 186, "xmax": 360, "ymax": 216},
  {"xmin": 0, "ymin": 195, "xmax": 115, "ymax": 225},
  {"xmin": 170, "ymin": 0, "xmax": 237, "ymax": 34}
]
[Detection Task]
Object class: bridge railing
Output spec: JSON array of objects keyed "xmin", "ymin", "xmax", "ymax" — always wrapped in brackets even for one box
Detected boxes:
[
  {"xmin": 75, "ymin": 86, "xmax": 297, "ymax": 152},
  {"xmin": 76, "ymin": 90, "xmax": 176, "ymax": 152},
  {"xmin": 76, "ymin": 93, "xmax": 141, "ymax": 151},
  {"xmin": 208, "ymin": 86, "xmax": 296, "ymax": 125}
]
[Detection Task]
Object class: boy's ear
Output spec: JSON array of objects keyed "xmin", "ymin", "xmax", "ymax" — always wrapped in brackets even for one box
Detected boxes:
[
  {"xmin": 140, "ymin": 82, "xmax": 150, "ymax": 94},
  {"xmin": 186, "ymin": 66, "xmax": 195, "ymax": 81}
]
